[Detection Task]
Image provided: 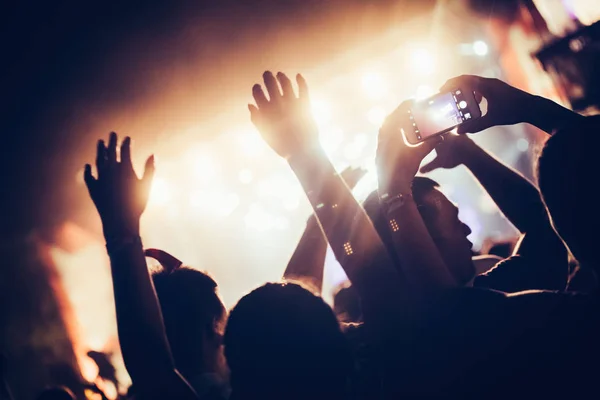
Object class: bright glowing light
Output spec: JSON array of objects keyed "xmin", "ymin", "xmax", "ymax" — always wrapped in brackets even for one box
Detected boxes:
[
  {"xmin": 190, "ymin": 190, "xmax": 240, "ymax": 217},
  {"xmin": 478, "ymin": 194, "xmax": 496, "ymax": 214},
  {"xmin": 283, "ymin": 196, "xmax": 300, "ymax": 211},
  {"xmin": 473, "ymin": 40, "xmax": 489, "ymax": 56},
  {"xmin": 415, "ymin": 85, "xmax": 435, "ymax": 100},
  {"xmin": 459, "ymin": 100, "xmax": 468, "ymax": 109},
  {"xmin": 311, "ymin": 98, "xmax": 332, "ymax": 126},
  {"xmin": 410, "ymin": 48, "xmax": 435, "ymax": 75},
  {"xmin": 517, "ymin": 138, "xmax": 529, "ymax": 152},
  {"xmin": 238, "ymin": 169, "xmax": 254, "ymax": 184},
  {"xmin": 150, "ymin": 177, "xmax": 171, "ymax": 206},
  {"xmin": 274, "ymin": 216, "xmax": 290, "ymax": 230},
  {"xmin": 244, "ymin": 203, "xmax": 275, "ymax": 232},
  {"xmin": 361, "ymin": 72, "xmax": 387, "ymax": 99},
  {"xmin": 192, "ymin": 153, "xmax": 219, "ymax": 183},
  {"xmin": 237, "ymin": 130, "xmax": 268, "ymax": 158},
  {"xmin": 319, "ymin": 127, "xmax": 344, "ymax": 154},
  {"xmin": 367, "ymin": 106, "xmax": 386, "ymax": 126}
]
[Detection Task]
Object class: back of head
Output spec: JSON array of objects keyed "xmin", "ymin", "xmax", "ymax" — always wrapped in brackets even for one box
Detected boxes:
[
  {"xmin": 152, "ymin": 266, "xmax": 226, "ymax": 376},
  {"xmin": 537, "ymin": 115, "xmax": 600, "ymax": 273},
  {"xmin": 224, "ymin": 282, "xmax": 352, "ymax": 400}
]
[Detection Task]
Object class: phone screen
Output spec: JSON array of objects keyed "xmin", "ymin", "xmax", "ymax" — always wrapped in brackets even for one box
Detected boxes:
[{"xmin": 408, "ymin": 90, "xmax": 474, "ymax": 140}]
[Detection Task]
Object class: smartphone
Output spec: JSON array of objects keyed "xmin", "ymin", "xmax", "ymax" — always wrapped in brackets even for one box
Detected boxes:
[{"xmin": 401, "ymin": 89, "xmax": 482, "ymax": 145}]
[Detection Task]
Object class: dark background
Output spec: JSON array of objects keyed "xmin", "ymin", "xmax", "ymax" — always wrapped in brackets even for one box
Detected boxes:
[{"xmin": 0, "ymin": 0, "xmax": 436, "ymax": 239}]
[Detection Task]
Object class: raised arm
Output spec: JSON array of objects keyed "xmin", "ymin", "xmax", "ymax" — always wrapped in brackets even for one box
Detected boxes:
[
  {"xmin": 84, "ymin": 133, "xmax": 197, "ymax": 399},
  {"xmin": 283, "ymin": 167, "xmax": 366, "ymax": 293},
  {"xmin": 249, "ymin": 71, "xmax": 404, "ymax": 325},
  {"xmin": 376, "ymin": 106, "xmax": 457, "ymax": 291}
]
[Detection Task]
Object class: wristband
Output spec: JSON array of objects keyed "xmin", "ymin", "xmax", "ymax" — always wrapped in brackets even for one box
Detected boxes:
[
  {"xmin": 380, "ymin": 192, "xmax": 413, "ymax": 213},
  {"xmin": 106, "ymin": 235, "xmax": 142, "ymax": 256}
]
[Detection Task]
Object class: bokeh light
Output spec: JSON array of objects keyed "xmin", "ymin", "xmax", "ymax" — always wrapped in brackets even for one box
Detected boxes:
[{"xmin": 473, "ymin": 40, "xmax": 489, "ymax": 56}]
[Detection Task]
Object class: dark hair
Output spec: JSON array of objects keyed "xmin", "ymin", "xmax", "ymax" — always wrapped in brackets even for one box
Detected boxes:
[
  {"xmin": 224, "ymin": 282, "xmax": 353, "ymax": 400},
  {"xmin": 363, "ymin": 176, "xmax": 440, "ymax": 266},
  {"xmin": 152, "ymin": 266, "xmax": 225, "ymax": 375},
  {"xmin": 537, "ymin": 115, "xmax": 600, "ymax": 271}
]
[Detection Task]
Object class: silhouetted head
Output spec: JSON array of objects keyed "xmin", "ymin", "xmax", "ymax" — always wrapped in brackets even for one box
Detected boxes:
[
  {"xmin": 224, "ymin": 282, "xmax": 352, "ymax": 400},
  {"xmin": 333, "ymin": 284, "xmax": 362, "ymax": 323},
  {"xmin": 36, "ymin": 387, "xmax": 75, "ymax": 400},
  {"xmin": 152, "ymin": 266, "xmax": 227, "ymax": 378},
  {"xmin": 537, "ymin": 115, "xmax": 600, "ymax": 275},
  {"xmin": 364, "ymin": 177, "xmax": 475, "ymax": 285}
]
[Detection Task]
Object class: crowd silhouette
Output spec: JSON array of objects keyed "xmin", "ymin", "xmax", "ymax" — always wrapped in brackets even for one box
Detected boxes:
[{"xmin": 29, "ymin": 70, "xmax": 600, "ymax": 399}]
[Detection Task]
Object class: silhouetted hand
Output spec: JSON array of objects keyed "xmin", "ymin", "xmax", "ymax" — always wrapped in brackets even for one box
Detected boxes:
[
  {"xmin": 248, "ymin": 71, "xmax": 319, "ymax": 161},
  {"xmin": 84, "ymin": 132, "xmax": 154, "ymax": 237},
  {"xmin": 377, "ymin": 104, "xmax": 441, "ymax": 195},
  {"xmin": 420, "ymin": 133, "xmax": 477, "ymax": 173},
  {"xmin": 440, "ymin": 75, "xmax": 534, "ymax": 134},
  {"xmin": 340, "ymin": 166, "xmax": 367, "ymax": 190}
]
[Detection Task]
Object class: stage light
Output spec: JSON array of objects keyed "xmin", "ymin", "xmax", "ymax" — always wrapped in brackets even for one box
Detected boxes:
[
  {"xmin": 473, "ymin": 40, "xmax": 489, "ymax": 56},
  {"xmin": 410, "ymin": 48, "xmax": 435, "ymax": 75},
  {"xmin": 192, "ymin": 153, "xmax": 219, "ymax": 183},
  {"xmin": 415, "ymin": 85, "xmax": 435, "ymax": 100},
  {"xmin": 238, "ymin": 168, "xmax": 254, "ymax": 184},
  {"xmin": 150, "ymin": 177, "xmax": 171, "ymax": 206},
  {"xmin": 244, "ymin": 203, "xmax": 275, "ymax": 232},
  {"xmin": 516, "ymin": 138, "xmax": 529, "ymax": 152},
  {"xmin": 217, "ymin": 193, "xmax": 240, "ymax": 217},
  {"xmin": 361, "ymin": 72, "xmax": 387, "ymax": 99},
  {"xmin": 237, "ymin": 130, "xmax": 268, "ymax": 158},
  {"xmin": 311, "ymin": 98, "xmax": 331, "ymax": 126},
  {"xmin": 319, "ymin": 127, "xmax": 344, "ymax": 154},
  {"xmin": 367, "ymin": 106, "xmax": 386, "ymax": 126}
]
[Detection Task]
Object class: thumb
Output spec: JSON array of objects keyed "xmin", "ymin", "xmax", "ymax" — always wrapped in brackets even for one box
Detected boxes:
[
  {"xmin": 141, "ymin": 155, "xmax": 155, "ymax": 192},
  {"xmin": 420, "ymin": 157, "xmax": 442, "ymax": 173}
]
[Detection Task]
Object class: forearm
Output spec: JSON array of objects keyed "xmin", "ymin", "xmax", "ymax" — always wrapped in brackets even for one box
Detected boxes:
[
  {"xmin": 106, "ymin": 234, "xmax": 176, "ymax": 383},
  {"xmin": 283, "ymin": 217, "xmax": 327, "ymax": 292},
  {"xmin": 526, "ymin": 95, "xmax": 583, "ymax": 134},
  {"xmin": 462, "ymin": 139, "xmax": 547, "ymax": 233},
  {"xmin": 288, "ymin": 151, "xmax": 404, "ymax": 312},
  {"xmin": 386, "ymin": 194, "xmax": 456, "ymax": 290}
]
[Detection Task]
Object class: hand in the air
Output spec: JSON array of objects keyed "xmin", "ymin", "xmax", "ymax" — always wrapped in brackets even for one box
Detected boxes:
[
  {"xmin": 377, "ymin": 105, "xmax": 441, "ymax": 195},
  {"xmin": 340, "ymin": 166, "xmax": 367, "ymax": 190},
  {"xmin": 248, "ymin": 71, "xmax": 319, "ymax": 161},
  {"xmin": 84, "ymin": 132, "xmax": 155, "ymax": 237},
  {"xmin": 440, "ymin": 75, "xmax": 534, "ymax": 134},
  {"xmin": 419, "ymin": 133, "xmax": 476, "ymax": 173}
]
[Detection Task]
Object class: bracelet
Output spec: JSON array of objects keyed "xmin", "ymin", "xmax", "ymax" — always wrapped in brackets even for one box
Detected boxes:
[
  {"xmin": 380, "ymin": 192, "xmax": 413, "ymax": 213},
  {"xmin": 106, "ymin": 235, "xmax": 142, "ymax": 256}
]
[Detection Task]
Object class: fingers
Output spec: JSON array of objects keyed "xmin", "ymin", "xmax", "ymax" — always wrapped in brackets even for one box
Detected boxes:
[
  {"xmin": 144, "ymin": 248, "xmax": 183, "ymax": 272},
  {"xmin": 107, "ymin": 132, "xmax": 118, "ymax": 164},
  {"xmin": 121, "ymin": 136, "xmax": 132, "ymax": 166},
  {"xmin": 252, "ymin": 84, "xmax": 269, "ymax": 108},
  {"xmin": 263, "ymin": 71, "xmax": 282, "ymax": 103},
  {"xmin": 296, "ymin": 74, "xmax": 310, "ymax": 103},
  {"xmin": 277, "ymin": 72, "xmax": 295, "ymax": 99},
  {"xmin": 457, "ymin": 115, "xmax": 492, "ymax": 134},
  {"xmin": 141, "ymin": 154, "xmax": 155, "ymax": 192},
  {"xmin": 83, "ymin": 164, "xmax": 96, "ymax": 191},
  {"xmin": 420, "ymin": 157, "xmax": 442, "ymax": 173},
  {"xmin": 96, "ymin": 140, "xmax": 107, "ymax": 176}
]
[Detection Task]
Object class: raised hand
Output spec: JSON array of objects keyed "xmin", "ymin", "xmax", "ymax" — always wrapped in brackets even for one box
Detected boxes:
[
  {"xmin": 84, "ymin": 132, "xmax": 155, "ymax": 237},
  {"xmin": 420, "ymin": 133, "xmax": 477, "ymax": 173},
  {"xmin": 440, "ymin": 75, "xmax": 534, "ymax": 134},
  {"xmin": 340, "ymin": 166, "xmax": 367, "ymax": 190},
  {"xmin": 377, "ymin": 104, "xmax": 441, "ymax": 196},
  {"xmin": 248, "ymin": 71, "xmax": 319, "ymax": 160}
]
